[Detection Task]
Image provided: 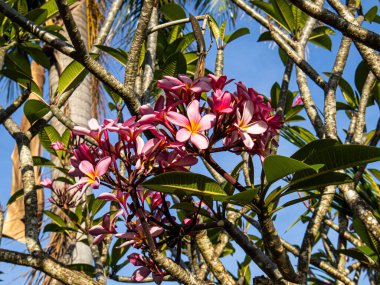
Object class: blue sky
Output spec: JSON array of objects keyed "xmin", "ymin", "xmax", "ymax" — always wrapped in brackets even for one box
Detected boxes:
[{"xmin": 0, "ymin": 2, "xmax": 379, "ymax": 284}]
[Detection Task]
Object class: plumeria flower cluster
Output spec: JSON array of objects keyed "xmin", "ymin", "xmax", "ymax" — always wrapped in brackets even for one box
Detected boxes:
[{"xmin": 40, "ymin": 74, "xmax": 281, "ymax": 284}]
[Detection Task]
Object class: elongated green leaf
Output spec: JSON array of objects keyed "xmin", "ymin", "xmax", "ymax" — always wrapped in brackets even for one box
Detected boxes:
[
  {"xmin": 161, "ymin": 3, "xmax": 186, "ymax": 21},
  {"xmin": 25, "ymin": 8, "xmax": 48, "ymax": 25},
  {"xmin": 223, "ymin": 161, "xmax": 243, "ymax": 195},
  {"xmin": 208, "ymin": 15, "xmax": 220, "ymax": 41},
  {"xmin": 20, "ymin": 43, "xmax": 50, "ymax": 68},
  {"xmin": 1, "ymin": 70, "xmax": 41, "ymax": 97},
  {"xmin": 39, "ymin": 0, "xmax": 78, "ymax": 20},
  {"xmin": 24, "ymin": 100, "xmax": 50, "ymax": 124},
  {"xmin": 178, "ymin": 33, "xmax": 195, "ymax": 52},
  {"xmin": 224, "ymin": 28, "xmax": 250, "ymax": 44},
  {"xmin": 39, "ymin": 125, "xmax": 62, "ymax": 156},
  {"xmin": 257, "ymin": 31, "xmax": 272, "ymax": 42},
  {"xmin": 264, "ymin": 155, "xmax": 317, "ymax": 185},
  {"xmin": 355, "ymin": 60, "xmax": 369, "ymax": 94},
  {"xmin": 142, "ymin": 172, "xmax": 226, "ymax": 197},
  {"xmin": 324, "ymin": 72, "xmax": 357, "ymax": 107},
  {"xmin": 270, "ymin": 82, "xmax": 280, "ymax": 108},
  {"xmin": 58, "ymin": 54, "xmax": 99, "ymax": 95},
  {"xmin": 273, "ymin": 0, "xmax": 294, "ymax": 32},
  {"xmin": 285, "ymin": 105, "xmax": 304, "ymax": 121},
  {"xmin": 184, "ymin": 52, "xmax": 198, "ymax": 64},
  {"xmin": 33, "ymin": 156, "xmax": 55, "ymax": 167},
  {"xmin": 252, "ymin": 1, "xmax": 288, "ymax": 31},
  {"xmin": 44, "ymin": 210, "xmax": 67, "ymax": 227},
  {"xmin": 286, "ymin": 172, "xmax": 352, "ymax": 192},
  {"xmin": 365, "ymin": 6, "xmax": 378, "ymax": 22},
  {"xmin": 291, "ymin": 139, "xmax": 339, "ymax": 161},
  {"xmin": 162, "ymin": 52, "xmax": 187, "ymax": 76},
  {"xmin": 303, "ymin": 145, "xmax": 380, "ymax": 173},
  {"xmin": 7, "ymin": 189, "xmax": 24, "ymax": 206},
  {"xmin": 95, "ymin": 45, "xmax": 128, "ymax": 66}
]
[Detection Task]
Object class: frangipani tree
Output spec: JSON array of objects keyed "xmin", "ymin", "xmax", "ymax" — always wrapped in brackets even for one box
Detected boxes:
[{"xmin": 0, "ymin": 0, "xmax": 379, "ymax": 284}]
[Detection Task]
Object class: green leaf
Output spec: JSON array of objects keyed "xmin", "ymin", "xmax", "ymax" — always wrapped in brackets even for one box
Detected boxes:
[
  {"xmin": 0, "ymin": 70, "xmax": 41, "ymax": 97},
  {"xmin": 178, "ymin": 33, "xmax": 196, "ymax": 52},
  {"xmin": 223, "ymin": 161, "xmax": 243, "ymax": 195},
  {"xmin": 24, "ymin": 99, "xmax": 50, "ymax": 124},
  {"xmin": 184, "ymin": 52, "xmax": 198, "ymax": 65},
  {"xmin": 39, "ymin": 125, "xmax": 62, "ymax": 156},
  {"xmin": 25, "ymin": 8, "xmax": 48, "ymax": 26},
  {"xmin": 142, "ymin": 172, "xmax": 227, "ymax": 197},
  {"xmin": 302, "ymin": 144, "xmax": 380, "ymax": 173},
  {"xmin": 274, "ymin": 0, "xmax": 294, "ymax": 32},
  {"xmin": 257, "ymin": 31, "xmax": 272, "ymax": 42},
  {"xmin": 355, "ymin": 60, "xmax": 369, "ymax": 94},
  {"xmin": 33, "ymin": 156, "xmax": 55, "ymax": 167},
  {"xmin": 20, "ymin": 43, "xmax": 50, "ymax": 68},
  {"xmin": 44, "ymin": 210, "xmax": 67, "ymax": 228},
  {"xmin": 224, "ymin": 28, "xmax": 250, "ymax": 44},
  {"xmin": 95, "ymin": 45, "xmax": 128, "ymax": 66},
  {"xmin": 291, "ymin": 139, "xmax": 339, "ymax": 161},
  {"xmin": 324, "ymin": 72, "xmax": 357, "ymax": 107},
  {"xmin": 310, "ymin": 34, "xmax": 332, "ymax": 51},
  {"xmin": 161, "ymin": 52, "xmax": 187, "ymax": 76},
  {"xmin": 161, "ymin": 3, "xmax": 186, "ymax": 21},
  {"xmin": 285, "ymin": 172, "xmax": 352, "ymax": 192},
  {"xmin": 365, "ymin": 6, "xmax": 378, "ymax": 22},
  {"xmin": 39, "ymin": 0, "xmax": 78, "ymax": 20},
  {"xmin": 264, "ymin": 155, "xmax": 318, "ymax": 185},
  {"xmin": 285, "ymin": 105, "xmax": 304, "ymax": 121},
  {"xmin": 4, "ymin": 50, "xmax": 31, "ymax": 77},
  {"xmin": 208, "ymin": 15, "xmax": 220, "ymax": 41},
  {"xmin": 280, "ymin": 125, "xmax": 317, "ymax": 148},
  {"xmin": 57, "ymin": 54, "xmax": 98, "ymax": 95},
  {"xmin": 7, "ymin": 189, "xmax": 24, "ymax": 206},
  {"xmin": 252, "ymin": 1, "xmax": 288, "ymax": 31},
  {"xmin": 168, "ymin": 25, "xmax": 182, "ymax": 45},
  {"xmin": 369, "ymin": 168, "xmax": 380, "ymax": 182},
  {"xmin": 270, "ymin": 82, "xmax": 280, "ymax": 108}
]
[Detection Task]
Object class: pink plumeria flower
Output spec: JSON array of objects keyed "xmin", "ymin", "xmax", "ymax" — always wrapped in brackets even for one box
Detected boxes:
[
  {"xmin": 51, "ymin": 141, "xmax": 65, "ymax": 150},
  {"xmin": 208, "ymin": 74, "xmax": 233, "ymax": 91},
  {"xmin": 88, "ymin": 210, "xmax": 122, "ymax": 244},
  {"xmin": 167, "ymin": 100, "xmax": 216, "ymax": 150},
  {"xmin": 116, "ymin": 220, "xmax": 163, "ymax": 248},
  {"xmin": 208, "ymin": 89, "xmax": 234, "ymax": 114},
  {"xmin": 293, "ymin": 95, "xmax": 303, "ymax": 106},
  {"xmin": 235, "ymin": 101, "xmax": 268, "ymax": 149},
  {"xmin": 77, "ymin": 156, "xmax": 111, "ymax": 189},
  {"xmin": 72, "ymin": 118, "xmax": 102, "ymax": 139},
  {"xmin": 40, "ymin": 178, "xmax": 53, "ymax": 189},
  {"xmin": 128, "ymin": 254, "xmax": 165, "ymax": 284}
]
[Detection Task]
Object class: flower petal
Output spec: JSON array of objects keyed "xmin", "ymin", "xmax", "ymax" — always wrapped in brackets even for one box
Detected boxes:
[
  {"xmin": 88, "ymin": 118, "xmax": 100, "ymax": 131},
  {"xmin": 198, "ymin": 114, "xmax": 216, "ymax": 131},
  {"xmin": 79, "ymin": 160, "xmax": 95, "ymax": 176},
  {"xmin": 133, "ymin": 267, "xmax": 151, "ymax": 282},
  {"xmin": 242, "ymin": 101, "xmax": 254, "ymax": 125},
  {"xmin": 190, "ymin": 133, "xmax": 209, "ymax": 149},
  {"xmin": 97, "ymin": 193, "xmax": 117, "ymax": 201},
  {"xmin": 241, "ymin": 132, "xmax": 254, "ymax": 149},
  {"xmin": 96, "ymin": 157, "xmax": 112, "ymax": 176},
  {"xmin": 167, "ymin": 112, "xmax": 189, "ymax": 128},
  {"xmin": 176, "ymin": 128, "xmax": 191, "ymax": 142},
  {"xmin": 186, "ymin": 100, "xmax": 201, "ymax": 123},
  {"xmin": 245, "ymin": 120, "xmax": 268, "ymax": 135}
]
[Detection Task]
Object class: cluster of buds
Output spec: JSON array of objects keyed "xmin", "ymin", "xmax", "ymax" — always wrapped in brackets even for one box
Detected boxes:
[{"xmin": 41, "ymin": 75, "xmax": 281, "ymax": 284}]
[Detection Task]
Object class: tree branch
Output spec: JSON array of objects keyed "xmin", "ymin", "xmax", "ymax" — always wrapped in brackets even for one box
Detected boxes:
[
  {"xmin": 223, "ymin": 220, "xmax": 287, "ymax": 284},
  {"xmin": 287, "ymin": 0, "xmax": 380, "ymax": 51},
  {"xmin": 0, "ymin": 248, "xmax": 100, "ymax": 285},
  {"xmin": 55, "ymin": 0, "xmax": 88, "ymax": 56},
  {"xmin": 326, "ymin": 0, "xmax": 380, "ymax": 79},
  {"xmin": 0, "ymin": 90, "xmax": 30, "ymax": 125},
  {"xmin": 231, "ymin": 0, "xmax": 296, "ymax": 48},
  {"xmin": 0, "ymin": 0, "xmax": 141, "ymax": 116},
  {"xmin": 123, "ymin": 0, "xmax": 154, "ymax": 114}
]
